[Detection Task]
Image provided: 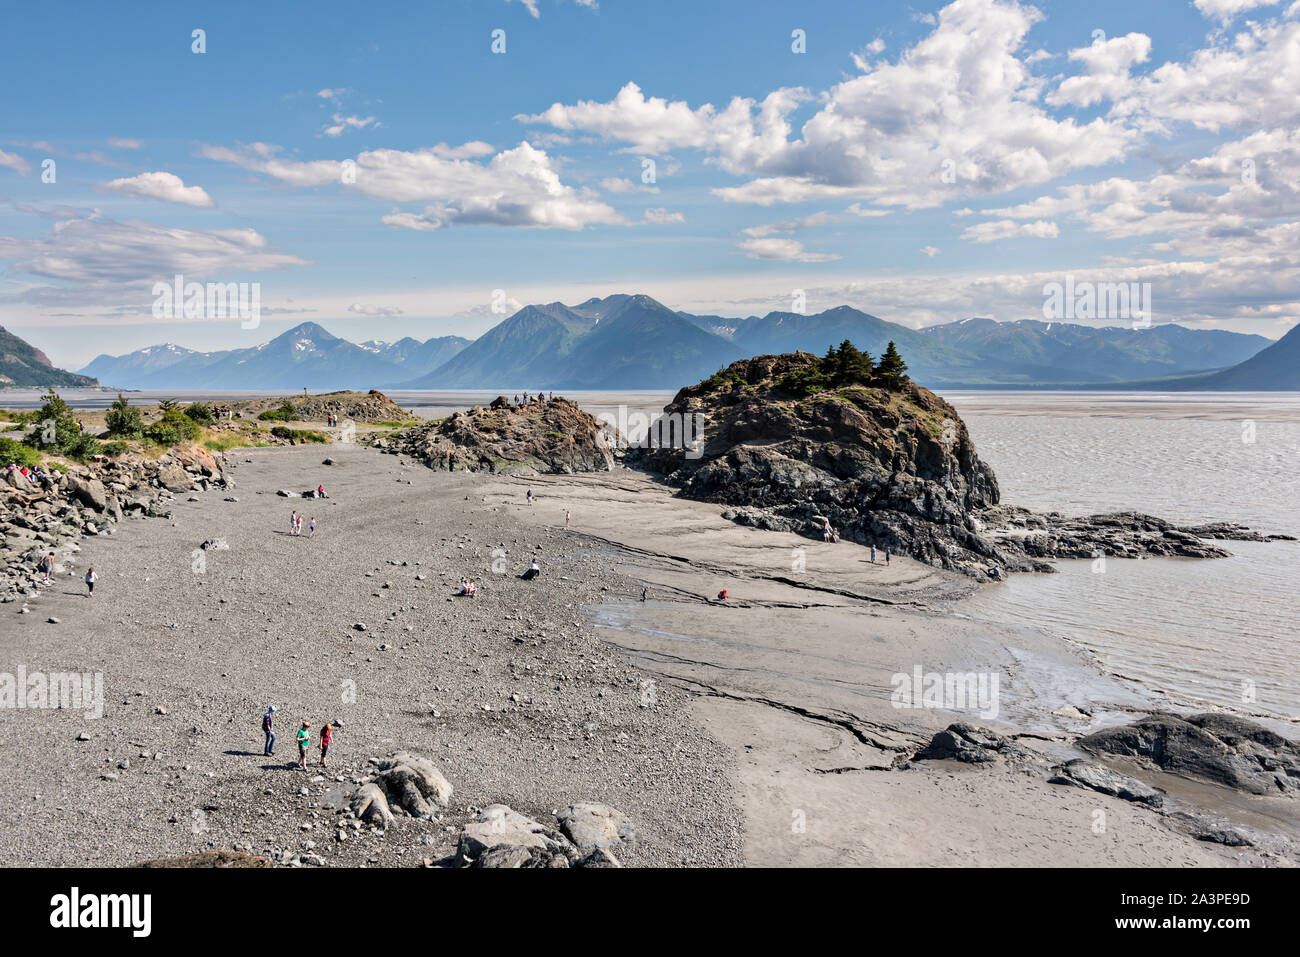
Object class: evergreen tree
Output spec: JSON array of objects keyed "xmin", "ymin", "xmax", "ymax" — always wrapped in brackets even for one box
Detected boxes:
[
  {"xmin": 876, "ymin": 340, "xmax": 909, "ymax": 386},
  {"xmin": 835, "ymin": 339, "xmax": 874, "ymax": 383}
]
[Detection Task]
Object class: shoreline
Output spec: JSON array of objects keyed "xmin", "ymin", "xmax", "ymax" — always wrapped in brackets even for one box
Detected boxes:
[{"xmin": 0, "ymin": 445, "xmax": 1294, "ymax": 866}]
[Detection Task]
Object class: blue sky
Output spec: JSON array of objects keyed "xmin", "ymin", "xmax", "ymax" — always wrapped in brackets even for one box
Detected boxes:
[{"xmin": 2, "ymin": 0, "xmax": 1299, "ymax": 368}]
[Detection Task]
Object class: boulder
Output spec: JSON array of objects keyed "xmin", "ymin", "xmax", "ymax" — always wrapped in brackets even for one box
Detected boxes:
[
  {"xmin": 557, "ymin": 802, "xmax": 637, "ymax": 851},
  {"xmin": 348, "ymin": 782, "xmax": 394, "ymax": 828},
  {"xmin": 1048, "ymin": 758, "xmax": 1164, "ymax": 807},
  {"xmin": 156, "ymin": 464, "xmax": 192, "ymax": 492},
  {"xmin": 457, "ymin": 804, "xmax": 573, "ymax": 861},
  {"xmin": 68, "ymin": 476, "xmax": 108, "ymax": 512},
  {"xmin": 374, "ymin": 751, "xmax": 452, "ymax": 817},
  {"xmin": 912, "ymin": 723, "xmax": 1029, "ymax": 764}
]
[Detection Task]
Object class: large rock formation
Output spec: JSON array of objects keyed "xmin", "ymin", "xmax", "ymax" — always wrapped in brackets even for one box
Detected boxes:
[
  {"xmin": 1079, "ymin": 713, "xmax": 1299, "ymax": 796},
  {"xmin": 375, "ymin": 397, "xmax": 613, "ymax": 475},
  {"xmin": 632, "ymin": 352, "xmax": 1287, "ymax": 576}
]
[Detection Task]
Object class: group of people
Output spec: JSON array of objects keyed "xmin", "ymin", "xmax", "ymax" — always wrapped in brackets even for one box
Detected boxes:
[
  {"xmin": 512, "ymin": 391, "xmax": 555, "ymax": 406},
  {"xmin": 326, "ymin": 414, "xmax": 341, "ymax": 428},
  {"xmin": 262, "ymin": 706, "xmax": 334, "ymax": 770},
  {"xmin": 821, "ymin": 519, "xmax": 841, "ymax": 544},
  {"xmin": 288, "ymin": 511, "xmax": 316, "ymax": 537},
  {"xmin": 456, "ymin": 578, "xmax": 478, "ymax": 596},
  {"xmin": 5, "ymin": 463, "xmax": 48, "ymax": 485}
]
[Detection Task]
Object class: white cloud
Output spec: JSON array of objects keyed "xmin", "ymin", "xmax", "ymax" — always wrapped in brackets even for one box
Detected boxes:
[
  {"xmin": 203, "ymin": 140, "xmax": 627, "ymax": 231},
  {"xmin": 521, "ymin": 0, "xmax": 1134, "ymax": 209},
  {"xmin": 921, "ymin": 245, "xmax": 940, "ymax": 257},
  {"xmin": 599, "ymin": 176, "xmax": 659, "ymax": 194},
  {"xmin": 643, "ymin": 207, "xmax": 684, "ymax": 224},
  {"xmin": 737, "ymin": 237, "xmax": 840, "ymax": 262},
  {"xmin": 107, "ymin": 137, "xmax": 143, "ymax": 150},
  {"xmin": 960, "ymin": 219, "xmax": 1059, "ymax": 242},
  {"xmin": 347, "ymin": 302, "xmax": 404, "ymax": 316},
  {"xmin": 1193, "ymin": 0, "xmax": 1280, "ymax": 26},
  {"xmin": 321, "ymin": 113, "xmax": 379, "ymax": 137},
  {"xmin": 0, "ymin": 214, "xmax": 309, "ymax": 285},
  {"xmin": 104, "ymin": 171, "xmax": 214, "ymax": 207},
  {"xmin": 0, "ymin": 149, "xmax": 31, "ymax": 175},
  {"xmin": 741, "ymin": 212, "xmax": 840, "ymax": 237},
  {"xmin": 1047, "ymin": 33, "xmax": 1152, "ymax": 108}
]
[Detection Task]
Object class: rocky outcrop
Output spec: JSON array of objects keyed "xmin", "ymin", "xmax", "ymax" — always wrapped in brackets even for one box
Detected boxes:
[
  {"xmin": 1078, "ymin": 713, "xmax": 1299, "ymax": 796},
  {"xmin": 0, "ymin": 445, "xmax": 230, "ymax": 603},
  {"xmin": 223, "ymin": 389, "xmax": 415, "ymax": 424},
  {"xmin": 911, "ymin": 723, "xmax": 1032, "ymax": 764},
  {"xmin": 375, "ymin": 397, "xmax": 612, "ymax": 475},
  {"xmin": 344, "ymin": 751, "xmax": 453, "ymax": 827},
  {"xmin": 1048, "ymin": 758, "xmax": 1165, "ymax": 807},
  {"xmin": 630, "ymin": 352, "xmax": 1288, "ymax": 577}
]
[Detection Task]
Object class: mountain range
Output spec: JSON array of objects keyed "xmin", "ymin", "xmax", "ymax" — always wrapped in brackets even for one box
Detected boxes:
[
  {"xmin": 40, "ymin": 293, "xmax": 1293, "ymax": 391},
  {"xmin": 0, "ymin": 326, "xmax": 97, "ymax": 388}
]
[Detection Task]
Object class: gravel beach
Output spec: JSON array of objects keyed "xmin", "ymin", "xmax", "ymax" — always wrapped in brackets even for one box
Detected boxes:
[
  {"xmin": 1, "ymin": 441, "xmax": 1294, "ymax": 867},
  {"xmin": 0, "ymin": 442, "xmax": 742, "ymax": 867}
]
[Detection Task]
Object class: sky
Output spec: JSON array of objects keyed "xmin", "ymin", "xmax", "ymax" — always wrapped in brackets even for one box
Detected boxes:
[{"xmin": 2, "ymin": 0, "xmax": 1299, "ymax": 369}]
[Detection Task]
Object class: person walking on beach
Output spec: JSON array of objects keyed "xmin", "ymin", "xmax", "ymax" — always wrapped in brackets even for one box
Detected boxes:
[
  {"xmin": 308, "ymin": 517, "xmax": 316, "ymax": 538},
  {"xmin": 526, "ymin": 488, "xmax": 533, "ymax": 506},
  {"xmin": 41, "ymin": 552, "xmax": 54, "ymax": 585},
  {"xmin": 564, "ymin": 509, "xmax": 571, "ymax": 529},
  {"xmin": 319, "ymin": 722, "xmax": 333, "ymax": 767},
  {"xmin": 84, "ymin": 567, "xmax": 97, "ymax": 597},
  {"xmin": 641, "ymin": 587, "xmax": 647, "ymax": 602},
  {"xmin": 296, "ymin": 721, "xmax": 311, "ymax": 770},
  {"xmin": 870, "ymin": 545, "xmax": 876, "ymax": 564},
  {"xmin": 290, "ymin": 510, "xmax": 298, "ymax": 536},
  {"xmin": 885, "ymin": 548, "xmax": 891, "ymax": 566},
  {"xmin": 263, "ymin": 705, "xmax": 277, "ymax": 755}
]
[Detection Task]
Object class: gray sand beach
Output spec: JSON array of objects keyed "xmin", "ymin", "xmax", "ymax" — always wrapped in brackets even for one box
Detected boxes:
[{"xmin": 0, "ymin": 443, "xmax": 1294, "ymax": 867}]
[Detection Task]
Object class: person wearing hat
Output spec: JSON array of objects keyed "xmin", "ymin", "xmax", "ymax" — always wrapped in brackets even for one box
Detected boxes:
[
  {"xmin": 296, "ymin": 721, "xmax": 311, "ymax": 770},
  {"xmin": 262, "ymin": 705, "xmax": 278, "ymax": 756}
]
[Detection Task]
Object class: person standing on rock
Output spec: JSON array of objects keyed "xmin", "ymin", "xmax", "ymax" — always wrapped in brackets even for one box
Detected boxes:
[
  {"xmin": 319, "ymin": 722, "xmax": 333, "ymax": 767},
  {"xmin": 296, "ymin": 721, "xmax": 311, "ymax": 770},
  {"xmin": 263, "ymin": 705, "xmax": 278, "ymax": 755},
  {"xmin": 84, "ymin": 567, "xmax": 97, "ymax": 597}
]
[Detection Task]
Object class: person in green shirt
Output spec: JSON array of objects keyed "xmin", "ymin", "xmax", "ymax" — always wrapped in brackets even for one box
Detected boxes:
[{"xmin": 296, "ymin": 721, "xmax": 311, "ymax": 770}]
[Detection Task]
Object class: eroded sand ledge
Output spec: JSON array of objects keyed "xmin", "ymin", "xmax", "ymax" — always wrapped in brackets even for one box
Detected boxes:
[{"xmin": 0, "ymin": 444, "xmax": 1293, "ymax": 867}]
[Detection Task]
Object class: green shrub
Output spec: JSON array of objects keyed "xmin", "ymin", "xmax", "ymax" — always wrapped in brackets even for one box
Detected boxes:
[
  {"xmin": 105, "ymin": 393, "xmax": 144, "ymax": 439},
  {"xmin": 0, "ymin": 436, "xmax": 42, "ymax": 468},
  {"xmin": 184, "ymin": 403, "xmax": 215, "ymax": 425},
  {"xmin": 145, "ymin": 406, "xmax": 201, "ymax": 446},
  {"xmin": 258, "ymin": 401, "xmax": 296, "ymax": 422},
  {"xmin": 99, "ymin": 440, "xmax": 129, "ymax": 457},
  {"xmin": 270, "ymin": 426, "xmax": 328, "ymax": 444}
]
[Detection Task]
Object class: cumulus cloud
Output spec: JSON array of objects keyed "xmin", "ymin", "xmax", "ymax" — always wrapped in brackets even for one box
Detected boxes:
[
  {"xmin": 1192, "ymin": 0, "xmax": 1280, "ymax": 25},
  {"xmin": 104, "ymin": 171, "xmax": 214, "ymax": 207},
  {"xmin": 1047, "ymin": 33, "xmax": 1152, "ymax": 108},
  {"xmin": 960, "ymin": 219, "xmax": 1060, "ymax": 243},
  {"xmin": 737, "ymin": 237, "xmax": 840, "ymax": 262},
  {"xmin": 521, "ymin": 0, "xmax": 1134, "ymax": 210},
  {"xmin": 599, "ymin": 176, "xmax": 659, "ymax": 194},
  {"xmin": 202, "ymin": 140, "xmax": 626, "ymax": 231}
]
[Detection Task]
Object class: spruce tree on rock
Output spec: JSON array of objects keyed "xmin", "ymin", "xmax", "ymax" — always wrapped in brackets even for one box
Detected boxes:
[{"xmin": 876, "ymin": 341, "xmax": 909, "ymax": 387}]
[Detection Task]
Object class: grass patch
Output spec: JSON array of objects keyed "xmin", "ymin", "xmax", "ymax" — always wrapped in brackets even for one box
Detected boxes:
[{"xmin": 270, "ymin": 426, "xmax": 329, "ymax": 444}]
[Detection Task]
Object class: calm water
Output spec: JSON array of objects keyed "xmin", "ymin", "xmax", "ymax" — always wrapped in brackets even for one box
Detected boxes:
[
  {"xmin": 951, "ymin": 400, "xmax": 1300, "ymax": 722},
  {"xmin": 7, "ymin": 387, "xmax": 1296, "ymax": 719}
]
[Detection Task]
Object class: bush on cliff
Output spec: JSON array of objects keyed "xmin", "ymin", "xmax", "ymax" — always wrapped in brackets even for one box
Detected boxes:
[
  {"xmin": 145, "ymin": 406, "xmax": 201, "ymax": 446},
  {"xmin": 258, "ymin": 401, "xmax": 296, "ymax": 422}
]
